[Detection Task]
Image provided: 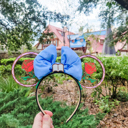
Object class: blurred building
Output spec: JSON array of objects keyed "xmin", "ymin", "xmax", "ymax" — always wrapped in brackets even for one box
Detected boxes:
[
  {"xmin": 34, "ymin": 25, "xmax": 74, "ymax": 51},
  {"xmin": 34, "ymin": 25, "xmax": 127, "ymax": 54}
]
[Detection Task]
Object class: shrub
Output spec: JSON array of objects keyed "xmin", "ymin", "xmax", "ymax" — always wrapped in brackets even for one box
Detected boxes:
[
  {"xmin": 0, "ymin": 89, "xmax": 105, "ymax": 128},
  {"xmin": 0, "ymin": 58, "xmax": 34, "ymax": 65},
  {"xmin": 0, "ymin": 57, "xmax": 61, "ymax": 77},
  {"xmin": 0, "ymin": 57, "xmax": 61, "ymax": 65},
  {"xmin": 117, "ymin": 91, "xmax": 128, "ymax": 102},
  {"xmin": 0, "ymin": 64, "xmax": 24, "ymax": 77},
  {"xmin": 95, "ymin": 96, "xmax": 120, "ymax": 113},
  {"xmin": 82, "ymin": 56, "xmax": 128, "ymax": 99},
  {"xmin": 2, "ymin": 56, "xmax": 128, "ymax": 99}
]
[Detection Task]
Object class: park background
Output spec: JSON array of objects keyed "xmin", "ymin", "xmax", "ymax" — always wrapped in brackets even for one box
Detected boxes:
[{"xmin": 0, "ymin": 0, "xmax": 128, "ymax": 127}]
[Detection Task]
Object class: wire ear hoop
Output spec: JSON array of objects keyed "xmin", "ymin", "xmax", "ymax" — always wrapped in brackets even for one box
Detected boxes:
[
  {"xmin": 12, "ymin": 52, "xmax": 38, "ymax": 87},
  {"xmin": 80, "ymin": 54, "xmax": 105, "ymax": 89},
  {"xmin": 35, "ymin": 72, "xmax": 82, "ymax": 123}
]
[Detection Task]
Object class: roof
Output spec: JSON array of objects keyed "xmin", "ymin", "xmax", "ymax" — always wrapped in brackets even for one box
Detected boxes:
[
  {"xmin": 45, "ymin": 25, "xmax": 74, "ymax": 49},
  {"xmin": 67, "ymin": 32, "xmax": 106, "ymax": 53},
  {"xmin": 67, "ymin": 35, "xmax": 85, "ymax": 40},
  {"xmin": 84, "ymin": 30, "xmax": 106, "ymax": 36}
]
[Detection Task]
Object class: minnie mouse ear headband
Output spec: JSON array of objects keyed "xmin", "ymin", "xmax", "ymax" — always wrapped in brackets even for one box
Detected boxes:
[
  {"xmin": 34, "ymin": 44, "xmax": 82, "ymax": 81},
  {"xmin": 34, "ymin": 44, "xmax": 82, "ymax": 123}
]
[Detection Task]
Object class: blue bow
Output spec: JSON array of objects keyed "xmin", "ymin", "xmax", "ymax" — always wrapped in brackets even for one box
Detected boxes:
[{"xmin": 34, "ymin": 44, "xmax": 82, "ymax": 81}]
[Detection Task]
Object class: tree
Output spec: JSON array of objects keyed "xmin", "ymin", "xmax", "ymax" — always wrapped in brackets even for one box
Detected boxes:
[
  {"xmin": 39, "ymin": 30, "xmax": 54, "ymax": 47},
  {"xmin": 0, "ymin": 0, "xmax": 69, "ymax": 51},
  {"xmin": 78, "ymin": 0, "xmax": 127, "ymax": 26},
  {"xmin": 78, "ymin": 0, "xmax": 128, "ymax": 53},
  {"xmin": 115, "ymin": 0, "xmax": 128, "ymax": 10}
]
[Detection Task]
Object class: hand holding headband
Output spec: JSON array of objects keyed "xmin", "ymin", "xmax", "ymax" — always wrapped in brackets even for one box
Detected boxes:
[{"xmin": 34, "ymin": 44, "xmax": 82, "ymax": 81}]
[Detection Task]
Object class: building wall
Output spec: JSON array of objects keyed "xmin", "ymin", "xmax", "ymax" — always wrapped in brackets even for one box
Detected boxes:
[{"xmin": 87, "ymin": 37, "xmax": 104, "ymax": 53}]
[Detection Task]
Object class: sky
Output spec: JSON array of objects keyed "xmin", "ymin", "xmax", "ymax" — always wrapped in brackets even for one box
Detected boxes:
[{"xmin": 38, "ymin": 0, "xmax": 103, "ymax": 34}]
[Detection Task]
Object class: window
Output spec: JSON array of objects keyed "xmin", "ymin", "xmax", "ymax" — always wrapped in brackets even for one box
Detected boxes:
[
  {"xmin": 80, "ymin": 39, "xmax": 83, "ymax": 42},
  {"xmin": 61, "ymin": 32, "xmax": 64, "ymax": 36},
  {"xmin": 72, "ymin": 40, "xmax": 75, "ymax": 43}
]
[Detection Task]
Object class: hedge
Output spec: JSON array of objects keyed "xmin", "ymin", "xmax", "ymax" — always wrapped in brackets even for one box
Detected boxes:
[
  {"xmin": 1, "ymin": 56, "xmax": 128, "ymax": 83},
  {"xmin": 0, "ymin": 57, "xmax": 61, "ymax": 65}
]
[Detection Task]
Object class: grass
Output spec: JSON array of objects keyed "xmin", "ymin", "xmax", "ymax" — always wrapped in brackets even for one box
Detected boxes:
[{"xmin": 0, "ymin": 75, "xmax": 24, "ymax": 93}]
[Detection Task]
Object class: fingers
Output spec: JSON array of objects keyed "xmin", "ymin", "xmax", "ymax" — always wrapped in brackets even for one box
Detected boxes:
[
  {"xmin": 33, "ymin": 110, "xmax": 53, "ymax": 128},
  {"xmin": 42, "ymin": 114, "xmax": 52, "ymax": 128},
  {"xmin": 33, "ymin": 112, "xmax": 43, "ymax": 128},
  {"xmin": 44, "ymin": 110, "xmax": 53, "ymax": 117},
  {"xmin": 51, "ymin": 118, "xmax": 54, "ymax": 128}
]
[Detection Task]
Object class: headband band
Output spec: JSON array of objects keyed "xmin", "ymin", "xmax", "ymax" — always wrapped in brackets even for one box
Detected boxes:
[{"xmin": 36, "ymin": 72, "xmax": 82, "ymax": 123}]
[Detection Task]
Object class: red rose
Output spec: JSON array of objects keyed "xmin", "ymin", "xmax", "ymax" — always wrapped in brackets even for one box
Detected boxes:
[
  {"xmin": 85, "ymin": 62, "xmax": 96, "ymax": 75},
  {"xmin": 22, "ymin": 60, "xmax": 34, "ymax": 72}
]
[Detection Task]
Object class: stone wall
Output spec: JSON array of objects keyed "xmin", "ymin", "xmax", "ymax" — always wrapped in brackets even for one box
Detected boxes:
[
  {"xmin": 0, "ymin": 52, "xmax": 8, "ymax": 59},
  {"xmin": 0, "ymin": 51, "xmax": 21, "ymax": 60}
]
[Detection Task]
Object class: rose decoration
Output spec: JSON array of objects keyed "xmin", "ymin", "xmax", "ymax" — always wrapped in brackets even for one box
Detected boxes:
[
  {"xmin": 22, "ymin": 60, "xmax": 34, "ymax": 72},
  {"xmin": 85, "ymin": 62, "xmax": 96, "ymax": 75}
]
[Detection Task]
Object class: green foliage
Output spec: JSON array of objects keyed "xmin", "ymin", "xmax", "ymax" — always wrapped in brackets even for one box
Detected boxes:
[
  {"xmin": 97, "ymin": 56, "xmax": 128, "ymax": 81},
  {"xmin": 0, "ymin": 114, "xmax": 20, "ymax": 128},
  {"xmin": 117, "ymin": 91, "xmax": 128, "ymax": 102},
  {"xmin": 106, "ymin": 2, "xmax": 116, "ymax": 9},
  {"xmin": 82, "ymin": 56, "xmax": 128, "ymax": 99},
  {"xmin": 95, "ymin": 96, "xmax": 120, "ymax": 113},
  {"xmin": 78, "ymin": 0, "xmax": 127, "ymax": 28},
  {"xmin": 78, "ymin": 0, "xmax": 128, "ymax": 46},
  {"xmin": 88, "ymin": 56, "xmax": 128, "ymax": 113},
  {"xmin": 0, "ymin": 89, "xmax": 105, "ymax": 128},
  {"xmin": 1, "ymin": 56, "xmax": 61, "ymax": 65},
  {"xmin": 1, "ymin": 57, "xmax": 34, "ymax": 65},
  {"xmin": 0, "ymin": 57, "xmax": 61, "ymax": 77},
  {"xmin": 0, "ymin": 64, "xmax": 12, "ymax": 77},
  {"xmin": 39, "ymin": 30, "xmax": 54, "ymax": 45},
  {"xmin": 2, "ymin": 56, "xmax": 128, "ymax": 88},
  {"xmin": 0, "ymin": 0, "xmax": 42, "ymax": 51},
  {"xmin": 110, "ymin": 25, "xmax": 128, "ymax": 46},
  {"xmin": 56, "ymin": 56, "xmax": 61, "ymax": 62},
  {"xmin": 0, "ymin": 76, "xmax": 24, "ymax": 93},
  {"xmin": 77, "ymin": 0, "xmax": 100, "ymax": 15},
  {"xmin": 0, "ymin": 64, "xmax": 24, "ymax": 77},
  {"xmin": 0, "ymin": 0, "xmax": 70, "ymax": 51},
  {"xmin": 53, "ymin": 74, "xmax": 72, "ymax": 84},
  {"xmin": 0, "ymin": 57, "xmax": 33, "ymax": 77}
]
